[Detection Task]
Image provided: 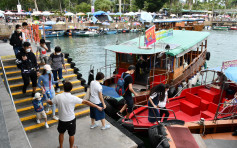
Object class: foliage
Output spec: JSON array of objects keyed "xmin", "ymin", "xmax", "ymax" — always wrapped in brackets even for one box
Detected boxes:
[
  {"xmin": 94, "ymin": 0, "xmax": 113, "ymax": 11},
  {"xmin": 135, "ymin": 0, "xmax": 168, "ymax": 12},
  {"xmin": 75, "ymin": 2, "xmax": 91, "ymax": 13}
]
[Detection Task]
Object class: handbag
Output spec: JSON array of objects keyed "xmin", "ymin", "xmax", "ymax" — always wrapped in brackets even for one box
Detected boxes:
[{"xmin": 83, "ymin": 88, "xmax": 91, "ymax": 101}]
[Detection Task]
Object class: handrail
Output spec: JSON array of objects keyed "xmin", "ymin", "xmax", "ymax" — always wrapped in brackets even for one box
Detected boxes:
[
  {"xmin": 0, "ymin": 57, "xmax": 16, "ymax": 111},
  {"xmin": 97, "ymin": 63, "xmax": 116, "ymax": 79}
]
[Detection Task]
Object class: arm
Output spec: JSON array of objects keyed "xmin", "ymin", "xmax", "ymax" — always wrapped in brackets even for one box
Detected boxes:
[
  {"xmin": 129, "ymin": 84, "xmax": 138, "ymax": 97},
  {"xmin": 48, "ymin": 54, "xmax": 52, "ymax": 64},
  {"xmin": 82, "ymin": 100, "xmax": 103, "ymax": 111},
  {"xmin": 62, "ymin": 54, "xmax": 67, "ymax": 71},
  {"xmin": 98, "ymin": 92, "xmax": 106, "ymax": 109},
  {"xmin": 148, "ymin": 97, "xmax": 157, "ymax": 108},
  {"xmin": 43, "ymin": 44, "xmax": 48, "ymax": 51},
  {"xmin": 15, "ymin": 53, "xmax": 22, "ymax": 69},
  {"xmin": 32, "ymin": 53, "xmax": 39, "ymax": 71},
  {"xmin": 37, "ymin": 76, "xmax": 43, "ymax": 88}
]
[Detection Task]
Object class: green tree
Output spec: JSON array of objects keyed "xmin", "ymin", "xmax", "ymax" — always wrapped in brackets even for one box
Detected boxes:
[
  {"xmin": 75, "ymin": 2, "xmax": 91, "ymax": 12},
  {"xmin": 135, "ymin": 0, "xmax": 168, "ymax": 12},
  {"xmin": 94, "ymin": 0, "xmax": 113, "ymax": 11}
]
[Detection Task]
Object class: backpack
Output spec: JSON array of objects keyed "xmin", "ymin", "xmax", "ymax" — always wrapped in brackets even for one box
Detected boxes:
[{"xmin": 115, "ymin": 73, "xmax": 130, "ymax": 96}]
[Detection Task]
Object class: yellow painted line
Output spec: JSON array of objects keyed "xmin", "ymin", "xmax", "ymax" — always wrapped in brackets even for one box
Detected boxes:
[
  {"xmin": 14, "ymin": 91, "xmax": 85, "ymax": 104},
  {"xmin": 17, "ymin": 103, "xmax": 47, "ymax": 113},
  {"xmin": 1, "ymin": 68, "xmax": 73, "ymax": 76},
  {"xmin": 10, "ymin": 79, "xmax": 80, "ymax": 89},
  {"xmin": 7, "ymin": 73, "xmax": 76, "ymax": 82},
  {"xmin": 24, "ymin": 109, "xmax": 90, "ymax": 131},
  {"xmin": 12, "ymin": 85, "xmax": 83, "ymax": 96},
  {"xmin": 0, "ymin": 63, "xmax": 70, "ymax": 70},
  {"xmin": 20, "ymin": 104, "xmax": 84, "ymax": 121}
]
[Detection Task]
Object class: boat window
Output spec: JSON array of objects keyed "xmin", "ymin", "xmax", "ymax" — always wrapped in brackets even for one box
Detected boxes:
[
  {"xmin": 121, "ymin": 54, "xmax": 133, "ymax": 64},
  {"xmin": 175, "ymin": 57, "xmax": 179, "ymax": 68},
  {"xmin": 180, "ymin": 56, "xmax": 183, "ymax": 67}
]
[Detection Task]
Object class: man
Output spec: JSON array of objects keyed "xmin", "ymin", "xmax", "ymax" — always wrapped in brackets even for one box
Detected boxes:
[
  {"xmin": 10, "ymin": 24, "xmax": 23, "ymax": 56},
  {"xmin": 16, "ymin": 42, "xmax": 39, "ymax": 97},
  {"xmin": 117, "ymin": 65, "xmax": 138, "ymax": 123},
  {"xmin": 48, "ymin": 82, "xmax": 103, "ymax": 148},
  {"xmin": 22, "ymin": 22, "xmax": 30, "ymax": 42}
]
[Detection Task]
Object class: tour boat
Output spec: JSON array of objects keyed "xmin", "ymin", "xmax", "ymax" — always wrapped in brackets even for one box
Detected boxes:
[
  {"xmin": 75, "ymin": 26, "xmax": 100, "ymax": 37},
  {"xmin": 230, "ymin": 26, "xmax": 237, "ymax": 30},
  {"xmin": 95, "ymin": 30, "xmax": 211, "ymax": 118},
  {"xmin": 212, "ymin": 26, "xmax": 229, "ymax": 31},
  {"xmin": 41, "ymin": 30, "xmax": 64, "ymax": 38}
]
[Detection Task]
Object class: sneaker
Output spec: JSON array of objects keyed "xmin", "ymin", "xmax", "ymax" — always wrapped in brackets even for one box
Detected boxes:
[
  {"xmin": 45, "ymin": 108, "xmax": 50, "ymax": 113},
  {"xmin": 36, "ymin": 119, "xmax": 40, "ymax": 124},
  {"xmin": 90, "ymin": 124, "xmax": 98, "ymax": 129},
  {"xmin": 56, "ymin": 88, "xmax": 60, "ymax": 93},
  {"xmin": 101, "ymin": 124, "xmax": 111, "ymax": 130},
  {"xmin": 124, "ymin": 118, "xmax": 133, "ymax": 123},
  {"xmin": 45, "ymin": 122, "xmax": 49, "ymax": 128},
  {"xmin": 117, "ymin": 112, "xmax": 123, "ymax": 118},
  {"xmin": 52, "ymin": 116, "xmax": 59, "ymax": 120}
]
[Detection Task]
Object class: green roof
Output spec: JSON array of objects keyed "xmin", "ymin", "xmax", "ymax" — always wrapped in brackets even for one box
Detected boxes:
[
  {"xmin": 182, "ymin": 9, "xmax": 208, "ymax": 13},
  {"xmin": 105, "ymin": 30, "xmax": 210, "ymax": 56}
]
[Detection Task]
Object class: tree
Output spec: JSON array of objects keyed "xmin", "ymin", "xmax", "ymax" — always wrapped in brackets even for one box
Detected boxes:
[
  {"xmin": 75, "ymin": 2, "xmax": 91, "ymax": 12},
  {"xmin": 94, "ymin": 0, "xmax": 113, "ymax": 11},
  {"xmin": 135, "ymin": 0, "xmax": 168, "ymax": 12}
]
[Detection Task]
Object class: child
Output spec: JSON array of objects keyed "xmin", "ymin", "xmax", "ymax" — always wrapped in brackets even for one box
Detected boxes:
[
  {"xmin": 36, "ymin": 39, "xmax": 48, "ymax": 65},
  {"xmin": 32, "ymin": 92, "xmax": 49, "ymax": 128}
]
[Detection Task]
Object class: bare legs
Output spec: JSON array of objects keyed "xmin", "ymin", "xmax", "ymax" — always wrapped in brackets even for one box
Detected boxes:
[
  {"xmin": 59, "ymin": 134, "xmax": 75, "ymax": 148},
  {"xmin": 91, "ymin": 118, "xmax": 106, "ymax": 127},
  {"xmin": 119, "ymin": 104, "xmax": 130, "ymax": 119}
]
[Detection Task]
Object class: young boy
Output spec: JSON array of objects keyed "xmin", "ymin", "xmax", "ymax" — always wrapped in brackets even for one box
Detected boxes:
[
  {"xmin": 36, "ymin": 39, "xmax": 48, "ymax": 65},
  {"xmin": 32, "ymin": 92, "xmax": 49, "ymax": 128}
]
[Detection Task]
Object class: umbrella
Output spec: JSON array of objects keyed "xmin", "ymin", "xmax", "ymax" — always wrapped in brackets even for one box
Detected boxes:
[
  {"xmin": 133, "ymin": 22, "xmax": 140, "ymax": 26},
  {"xmin": 25, "ymin": 12, "xmax": 31, "ymax": 15},
  {"xmin": 76, "ymin": 12, "xmax": 85, "ymax": 16},
  {"xmin": 16, "ymin": 11, "xmax": 26, "ymax": 15},
  {"xmin": 42, "ymin": 11, "xmax": 52, "ymax": 16},
  {"xmin": 86, "ymin": 12, "xmax": 93, "ymax": 15},
  {"xmin": 224, "ymin": 67, "xmax": 237, "ymax": 83},
  {"xmin": 170, "ymin": 14, "xmax": 176, "ymax": 17},
  {"xmin": 64, "ymin": 12, "xmax": 75, "ymax": 16},
  {"xmin": 0, "ymin": 13, "xmax": 4, "ymax": 17},
  {"xmin": 68, "ymin": 25, "xmax": 76, "ymax": 29},
  {"xmin": 33, "ymin": 20, "xmax": 41, "ymax": 24},
  {"xmin": 0, "ymin": 10, "xmax": 5, "ymax": 14},
  {"xmin": 140, "ymin": 12, "xmax": 153, "ymax": 23},
  {"xmin": 56, "ymin": 21, "xmax": 65, "ymax": 24},
  {"xmin": 5, "ymin": 11, "xmax": 14, "ymax": 15},
  {"xmin": 93, "ymin": 11, "xmax": 107, "ymax": 16},
  {"xmin": 44, "ymin": 21, "xmax": 56, "ymax": 25},
  {"xmin": 115, "ymin": 12, "xmax": 122, "ymax": 15},
  {"xmin": 32, "ymin": 11, "xmax": 42, "ymax": 16},
  {"xmin": 124, "ymin": 12, "xmax": 135, "ymax": 16},
  {"xmin": 109, "ymin": 12, "xmax": 115, "ymax": 15},
  {"xmin": 102, "ymin": 22, "xmax": 110, "ymax": 26}
]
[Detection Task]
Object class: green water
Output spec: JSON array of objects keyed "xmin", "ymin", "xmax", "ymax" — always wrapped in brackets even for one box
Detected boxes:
[{"xmin": 47, "ymin": 30, "xmax": 237, "ymax": 147}]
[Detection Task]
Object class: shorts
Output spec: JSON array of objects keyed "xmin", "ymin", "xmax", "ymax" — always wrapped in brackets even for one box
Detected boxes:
[
  {"xmin": 36, "ymin": 110, "xmax": 47, "ymax": 119},
  {"xmin": 57, "ymin": 118, "xmax": 76, "ymax": 136},
  {"xmin": 90, "ymin": 103, "xmax": 105, "ymax": 121},
  {"xmin": 124, "ymin": 95, "xmax": 134, "ymax": 113}
]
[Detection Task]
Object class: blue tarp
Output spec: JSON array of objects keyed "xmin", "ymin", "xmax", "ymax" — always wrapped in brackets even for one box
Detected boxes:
[
  {"xmin": 92, "ymin": 16, "xmax": 98, "ymax": 24},
  {"xmin": 102, "ymin": 85, "xmax": 123, "ymax": 101},
  {"xmin": 224, "ymin": 67, "xmax": 237, "ymax": 83},
  {"xmin": 39, "ymin": 26, "xmax": 52, "ymax": 30},
  {"xmin": 93, "ymin": 11, "xmax": 107, "ymax": 16}
]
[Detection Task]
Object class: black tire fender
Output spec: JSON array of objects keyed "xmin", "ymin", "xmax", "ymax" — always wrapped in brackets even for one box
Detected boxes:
[
  {"xmin": 67, "ymin": 58, "xmax": 72, "ymax": 63},
  {"xmin": 64, "ymin": 53, "xmax": 69, "ymax": 58},
  {"xmin": 70, "ymin": 62, "xmax": 75, "ymax": 68},
  {"xmin": 206, "ymin": 52, "xmax": 210, "ymax": 61}
]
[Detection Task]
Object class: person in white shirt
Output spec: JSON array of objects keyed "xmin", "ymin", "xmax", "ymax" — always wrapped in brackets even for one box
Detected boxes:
[
  {"xmin": 158, "ymin": 84, "xmax": 170, "ymax": 122},
  {"xmin": 48, "ymin": 82, "xmax": 102, "ymax": 148},
  {"xmin": 89, "ymin": 72, "xmax": 110, "ymax": 130}
]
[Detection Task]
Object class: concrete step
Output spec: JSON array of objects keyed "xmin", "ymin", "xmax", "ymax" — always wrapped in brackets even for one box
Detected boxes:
[
  {"xmin": 1, "ymin": 63, "xmax": 72, "ymax": 72},
  {"xmin": 24, "ymin": 108, "xmax": 90, "ymax": 132},
  {"xmin": 12, "ymin": 85, "xmax": 84, "ymax": 100},
  {"xmin": 7, "ymin": 73, "xmax": 77, "ymax": 85},
  {"xmin": 20, "ymin": 103, "xmax": 87, "ymax": 125},
  {"xmin": 16, "ymin": 92, "xmax": 85, "ymax": 112},
  {"xmin": 1, "ymin": 68, "xmax": 75, "ymax": 78},
  {"xmin": 10, "ymin": 78, "xmax": 81, "ymax": 92}
]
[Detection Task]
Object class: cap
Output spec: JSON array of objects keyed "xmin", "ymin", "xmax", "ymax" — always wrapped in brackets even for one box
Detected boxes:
[
  {"xmin": 43, "ymin": 64, "xmax": 52, "ymax": 71},
  {"xmin": 33, "ymin": 92, "xmax": 41, "ymax": 99}
]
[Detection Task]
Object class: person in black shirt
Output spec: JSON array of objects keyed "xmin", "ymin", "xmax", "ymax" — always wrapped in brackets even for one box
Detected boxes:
[
  {"xmin": 117, "ymin": 65, "xmax": 138, "ymax": 123},
  {"xmin": 10, "ymin": 24, "xmax": 23, "ymax": 56},
  {"xmin": 16, "ymin": 42, "xmax": 40, "ymax": 97}
]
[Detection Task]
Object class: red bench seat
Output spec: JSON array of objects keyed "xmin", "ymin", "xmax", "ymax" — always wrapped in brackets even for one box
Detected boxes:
[{"xmin": 180, "ymin": 100, "xmax": 200, "ymax": 116}]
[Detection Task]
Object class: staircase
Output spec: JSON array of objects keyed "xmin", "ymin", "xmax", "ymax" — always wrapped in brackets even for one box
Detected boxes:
[{"xmin": 0, "ymin": 54, "xmax": 89, "ymax": 132}]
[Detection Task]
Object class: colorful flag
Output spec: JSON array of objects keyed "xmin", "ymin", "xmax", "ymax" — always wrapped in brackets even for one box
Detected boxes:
[{"xmin": 144, "ymin": 25, "xmax": 156, "ymax": 47}]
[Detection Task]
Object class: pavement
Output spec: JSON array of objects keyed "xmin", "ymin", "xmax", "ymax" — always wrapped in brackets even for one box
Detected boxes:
[{"xmin": 27, "ymin": 115, "xmax": 137, "ymax": 148}]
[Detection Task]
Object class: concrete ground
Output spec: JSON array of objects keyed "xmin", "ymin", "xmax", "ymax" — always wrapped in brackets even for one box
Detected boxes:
[{"xmin": 27, "ymin": 115, "xmax": 137, "ymax": 148}]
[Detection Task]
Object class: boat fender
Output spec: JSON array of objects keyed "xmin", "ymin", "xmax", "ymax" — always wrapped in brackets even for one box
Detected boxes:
[
  {"xmin": 188, "ymin": 78, "xmax": 192, "ymax": 88},
  {"xmin": 70, "ymin": 62, "xmax": 76, "ymax": 68},
  {"xmin": 67, "ymin": 58, "xmax": 73, "ymax": 63},
  {"xmin": 177, "ymin": 85, "xmax": 182, "ymax": 96},
  {"xmin": 206, "ymin": 52, "xmax": 210, "ymax": 60},
  {"xmin": 76, "ymin": 72, "xmax": 82, "ymax": 79},
  {"xmin": 192, "ymin": 75, "xmax": 198, "ymax": 85},
  {"xmin": 79, "ymin": 78, "xmax": 86, "ymax": 85},
  {"xmin": 168, "ymin": 87, "xmax": 176, "ymax": 98},
  {"xmin": 182, "ymin": 81, "xmax": 187, "ymax": 89},
  {"xmin": 73, "ymin": 68, "xmax": 79, "ymax": 73}
]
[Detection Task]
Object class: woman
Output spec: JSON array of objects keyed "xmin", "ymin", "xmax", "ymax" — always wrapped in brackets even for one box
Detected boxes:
[
  {"xmin": 89, "ymin": 72, "xmax": 110, "ymax": 130},
  {"xmin": 37, "ymin": 64, "xmax": 59, "ymax": 120},
  {"xmin": 148, "ymin": 84, "xmax": 165, "ymax": 123},
  {"xmin": 159, "ymin": 84, "xmax": 170, "ymax": 122}
]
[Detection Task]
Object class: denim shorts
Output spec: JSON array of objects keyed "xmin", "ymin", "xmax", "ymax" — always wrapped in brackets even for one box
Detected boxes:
[{"xmin": 90, "ymin": 103, "xmax": 105, "ymax": 121}]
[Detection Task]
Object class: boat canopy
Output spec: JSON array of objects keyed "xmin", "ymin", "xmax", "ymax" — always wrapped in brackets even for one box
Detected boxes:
[
  {"xmin": 153, "ymin": 18, "xmax": 204, "ymax": 23},
  {"xmin": 105, "ymin": 30, "xmax": 209, "ymax": 56}
]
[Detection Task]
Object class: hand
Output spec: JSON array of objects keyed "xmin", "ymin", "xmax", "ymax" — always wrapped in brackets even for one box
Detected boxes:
[
  {"xmin": 65, "ymin": 68, "xmax": 67, "ymax": 72},
  {"xmin": 134, "ymin": 93, "xmax": 138, "ymax": 97},
  {"xmin": 97, "ymin": 106, "xmax": 103, "ymax": 111},
  {"xmin": 103, "ymin": 104, "xmax": 106, "ymax": 109},
  {"xmin": 41, "ymin": 88, "xmax": 45, "ymax": 94},
  {"xmin": 22, "ymin": 56, "xmax": 27, "ymax": 61},
  {"xmin": 19, "ymin": 36, "xmax": 23, "ymax": 41}
]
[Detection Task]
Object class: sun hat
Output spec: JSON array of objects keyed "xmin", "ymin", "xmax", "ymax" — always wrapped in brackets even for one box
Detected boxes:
[{"xmin": 43, "ymin": 64, "xmax": 52, "ymax": 71}]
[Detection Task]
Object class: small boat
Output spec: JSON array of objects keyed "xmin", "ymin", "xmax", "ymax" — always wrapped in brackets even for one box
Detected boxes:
[
  {"xmin": 105, "ymin": 30, "xmax": 117, "ymax": 35},
  {"xmin": 65, "ymin": 29, "xmax": 79, "ymax": 36},
  {"xmin": 130, "ymin": 29, "xmax": 140, "ymax": 33},
  {"xmin": 212, "ymin": 26, "xmax": 229, "ymax": 30},
  {"xmin": 41, "ymin": 30, "xmax": 64, "ymax": 38},
  {"xmin": 122, "ymin": 29, "xmax": 130, "ymax": 33},
  {"xmin": 230, "ymin": 26, "xmax": 237, "ymax": 30},
  {"xmin": 117, "ymin": 29, "xmax": 122, "ymax": 33},
  {"xmin": 75, "ymin": 30, "xmax": 100, "ymax": 37}
]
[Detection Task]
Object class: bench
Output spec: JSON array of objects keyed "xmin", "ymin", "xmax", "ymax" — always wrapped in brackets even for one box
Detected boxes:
[{"xmin": 201, "ymin": 103, "xmax": 219, "ymax": 119}]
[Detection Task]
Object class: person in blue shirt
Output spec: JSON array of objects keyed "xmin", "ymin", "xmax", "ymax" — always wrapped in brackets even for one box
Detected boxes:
[
  {"xmin": 37, "ymin": 64, "xmax": 59, "ymax": 120},
  {"xmin": 32, "ymin": 92, "xmax": 49, "ymax": 128}
]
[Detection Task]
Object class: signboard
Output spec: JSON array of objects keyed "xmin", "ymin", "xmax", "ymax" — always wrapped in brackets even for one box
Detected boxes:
[
  {"xmin": 222, "ymin": 60, "xmax": 237, "ymax": 71},
  {"xmin": 156, "ymin": 29, "xmax": 173, "ymax": 41},
  {"xmin": 17, "ymin": 4, "xmax": 22, "ymax": 13},
  {"xmin": 144, "ymin": 25, "xmax": 156, "ymax": 47}
]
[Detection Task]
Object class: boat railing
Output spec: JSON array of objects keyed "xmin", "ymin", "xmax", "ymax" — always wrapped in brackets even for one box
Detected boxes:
[
  {"xmin": 96, "ymin": 63, "xmax": 117, "ymax": 79},
  {"xmin": 131, "ymin": 105, "xmax": 177, "ymax": 125},
  {"xmin": 146, "ymin": 72, "xmax": 169, "ymax": 89}
]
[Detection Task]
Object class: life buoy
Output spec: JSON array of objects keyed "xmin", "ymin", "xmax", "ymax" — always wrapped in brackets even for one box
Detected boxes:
[{"xmin": 206, "ymin": 52, "xmax": 210, "ymax": 60}]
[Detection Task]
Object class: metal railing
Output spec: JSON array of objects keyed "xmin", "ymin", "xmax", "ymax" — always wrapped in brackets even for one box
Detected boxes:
[
  {"xmin": 96, "ymin": 63, "xmax": 117, "ymax": 79},
  {"xmin": 146, "ymin": 72, "xmax": 169, "ymax": 89}
]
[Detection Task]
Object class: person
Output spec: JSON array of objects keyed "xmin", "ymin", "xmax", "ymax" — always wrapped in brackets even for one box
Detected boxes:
[
  {"xmin": 36, "ymin": 39, "xmax": 48, "ymax": 65},
  {"xmin": 158, "ymin": 84, "xmax": 170, "ymax": 122},
  {"xmin": 48, "ymin": 46, "xmax": 67, "ymax": 93},
  {"xmin": 32, "ymin": 92, "xmax": 49, "ymax": 128},
  {"xmin": 10, "ymin": 24, "xmax": 23, "ymax": 56},
  {"xmin": 148, "ymin": 84, "xmax": 166, "ymax": 123},
  {"xmin": 117, "ymin": 65, "xmax": 138, "ymax": 123},
  {"xmin": 37, "ymin": 64, "xmax": 59, "ymax": 120},
  {"xmin": 47, "ymin": 82, "xmax": 103, "ymax": 148},
  {"xmin": 16, "ymin": 42, "xmax": 39, "ymax": 97},
  {"xmin": 213, "ymin": 72, "xmax": 229, "ymax": 90},
  {"xmin": 89, "ymin": 72, "xmax": 110, "ymax": 130},
  {"xmin": 22, "ymin": 22, "xmax": 30, "ymax": 42}
]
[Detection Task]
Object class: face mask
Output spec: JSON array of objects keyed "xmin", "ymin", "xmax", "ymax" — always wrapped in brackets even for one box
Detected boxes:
[
  {"xmin": 26, "ymin": 49, "xmax": 31, "ymax": 52},
  {"xmin": 56, "ymin": 52, "xmax": 61, "ymax": 55},
  {"xmin": 46, "ymin": 70, "xmax": 51, "ymax": 74},
  {"xmin": 37, "ymin": 97, "xmax": 42, "ymax": 101},
  {"xmin": 17, "ymin": 29, "xmax": 21, "ymax": 32}
]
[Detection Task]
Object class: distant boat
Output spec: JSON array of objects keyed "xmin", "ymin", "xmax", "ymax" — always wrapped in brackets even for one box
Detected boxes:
[
  {"xmin": 212, "ymin": 26, "xmax": 229, "ymax": 30},
  {"xmin": 42, "ymin": 30, "xmax": 64, "ymax": 38},
  {"xmin": 230, "ymin": 26, "xmax": 237, "ymax": 30},
  {"xmin": 75, "ymin": 30, "xmax": 99, "ymax": 37},
  {"xmin": 105, "ymin": 30, "xmax": 117, "ymax": 35}
]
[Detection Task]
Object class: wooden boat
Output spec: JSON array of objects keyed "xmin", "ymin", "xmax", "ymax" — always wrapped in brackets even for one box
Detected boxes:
[
  {"xmin": 98, "ymin": 30, "xmax": 210, "ymax": 118},
  {"xmin": 212, "ymin": 26, "xmax": 229, "ymax": 30},
  {"xmin": 230, "ymin": 26, "xmax": 237, "ymax": 30}
]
